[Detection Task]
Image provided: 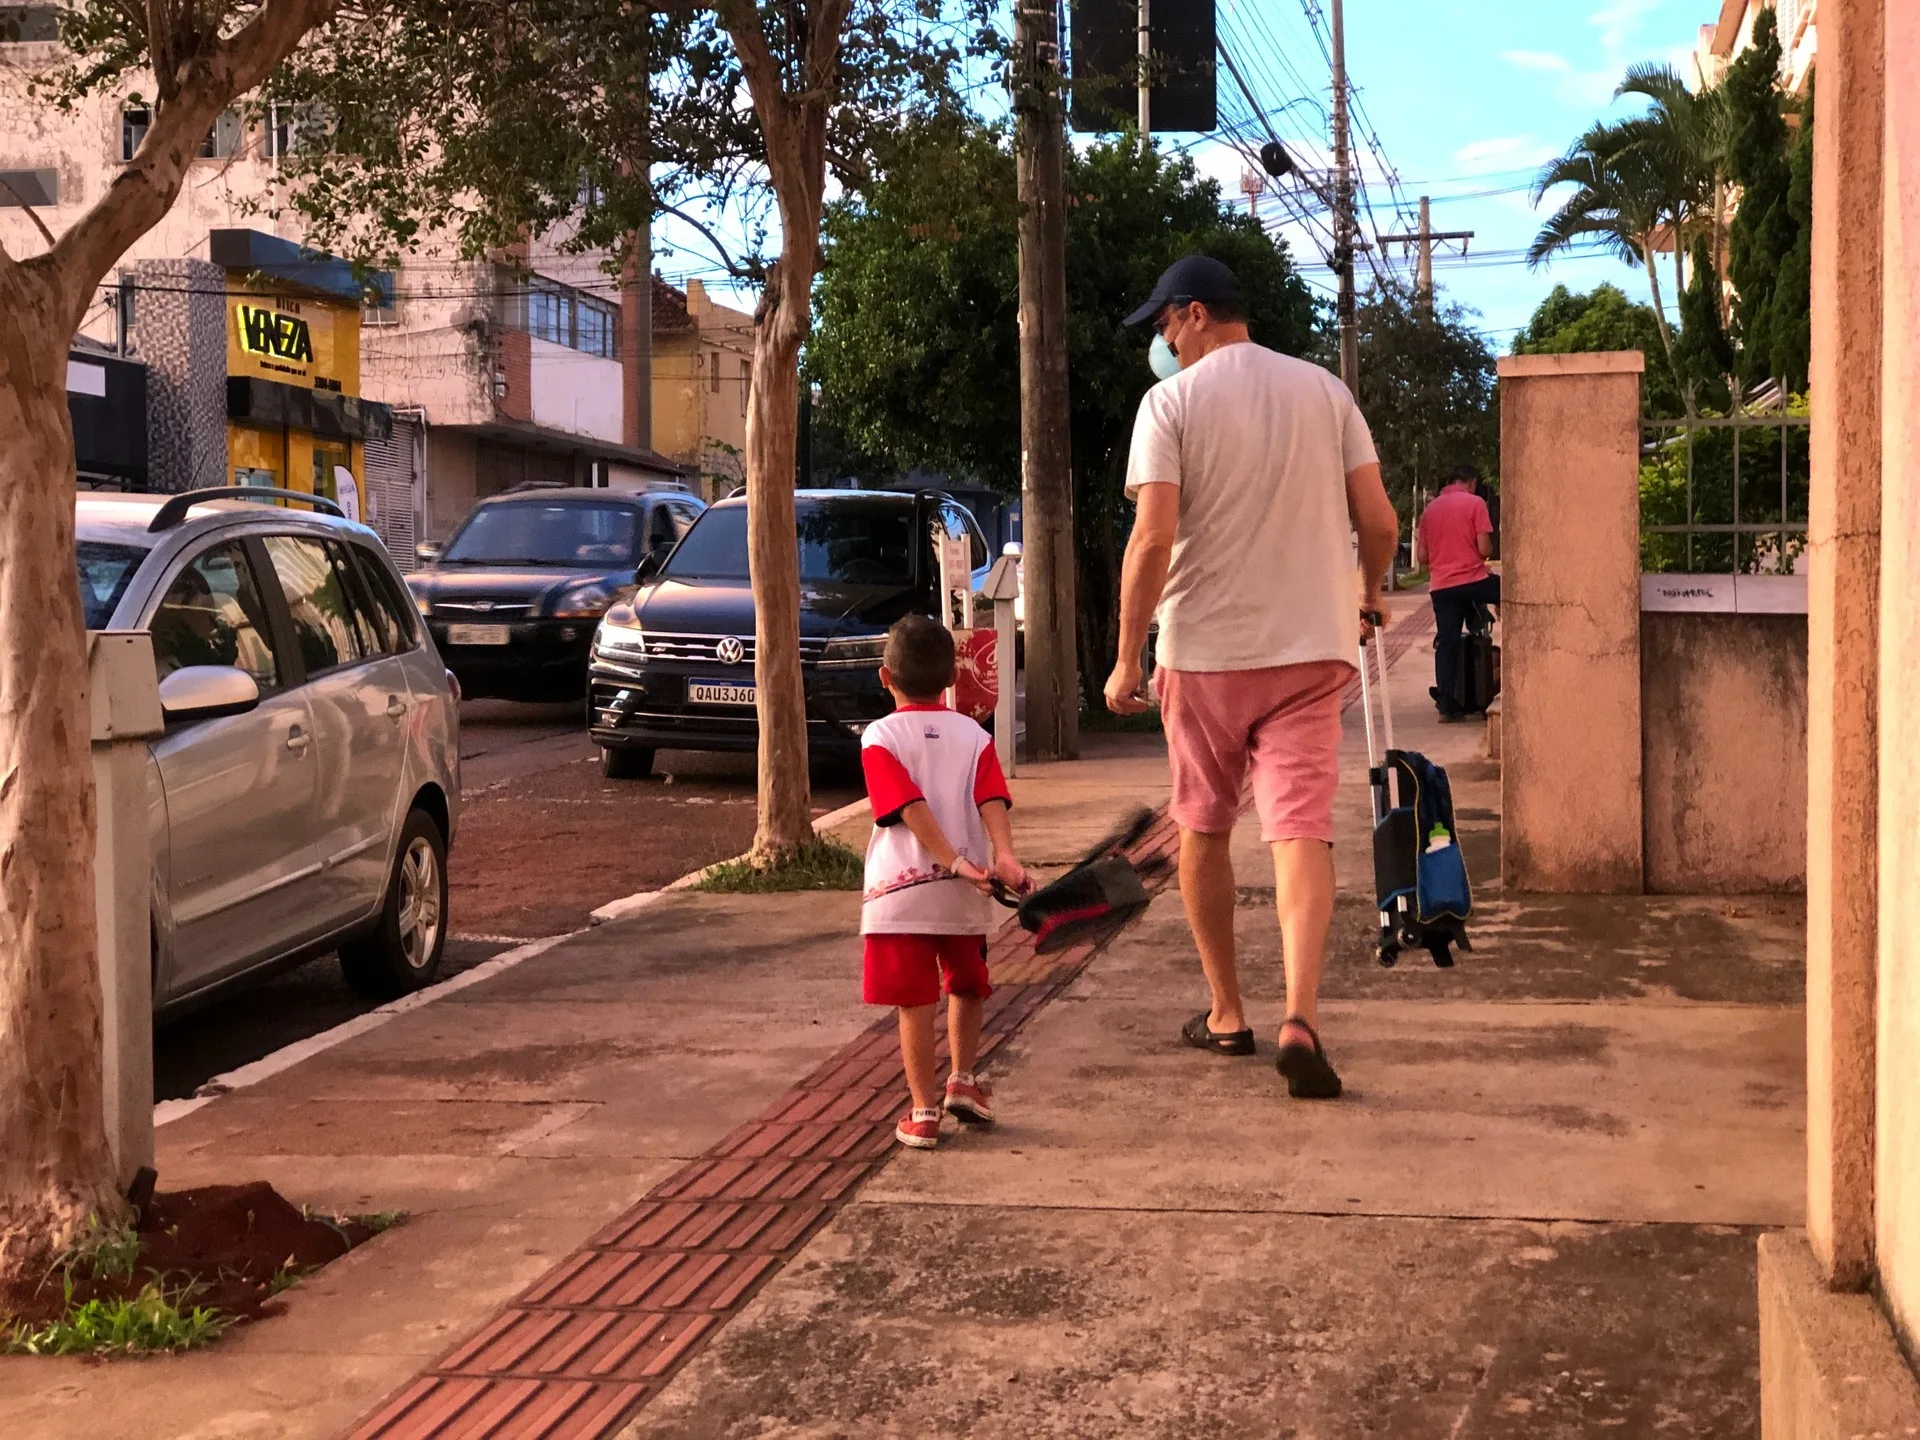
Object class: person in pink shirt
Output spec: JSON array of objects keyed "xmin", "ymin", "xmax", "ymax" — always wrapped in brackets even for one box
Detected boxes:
[{"xmin": 1414, "ymin": 464, "xmax": 1499, "ymax": 721}]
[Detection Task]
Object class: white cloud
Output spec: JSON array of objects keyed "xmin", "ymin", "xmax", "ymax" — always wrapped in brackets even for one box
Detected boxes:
[
  {"xmin": 1453, "ymin": 136, "xmax": 1560, "ymax": 173},
  {"xmin": 1589, "ymin": 0, "xmax": 1660, "ymax": 54},
  {"xmin": 1500, "ymin": 50, "xmax": 1573, "ymax": 73}
]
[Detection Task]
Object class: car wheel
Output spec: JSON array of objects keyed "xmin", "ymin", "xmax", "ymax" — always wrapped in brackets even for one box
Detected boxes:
[
  {"xmin": 339, "ymin": 809, "xmax": 448, "ymax": 1001},
  {"xmin": 601, "ymin": 744, "xmax": 654, "ymax": 780}
]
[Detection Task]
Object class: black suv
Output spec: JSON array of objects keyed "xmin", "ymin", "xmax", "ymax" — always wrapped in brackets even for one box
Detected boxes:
[
  {"xmin": 407, "ymin": 486, "xmax": 705, "ymax": 702},
  {"xmin": 587, "ymin": 489, "xmax": 990, "ymax": 777}
]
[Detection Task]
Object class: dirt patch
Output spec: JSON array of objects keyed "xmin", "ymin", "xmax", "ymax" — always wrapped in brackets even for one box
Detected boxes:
[
  {"xmin": 451, "ymin": 756, "xmax": 862, "ymax": 938},
  {"xmin": 1, "ymin": 1182, "xmax": 380, "ymax": 1331}
]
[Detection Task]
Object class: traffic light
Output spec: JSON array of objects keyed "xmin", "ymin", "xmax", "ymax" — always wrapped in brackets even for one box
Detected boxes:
[{"xmin": 1068, "ymin": 0, "xmax": 1218, "ymax": 134}]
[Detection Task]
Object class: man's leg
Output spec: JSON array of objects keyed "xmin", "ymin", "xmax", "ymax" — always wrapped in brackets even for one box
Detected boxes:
[
  {"xmin": 1431, "ymin": 584, "xmax": 1467, "ymax": 713},
  {"xmin": 1272, "ymin": 839, "xmax": 1335, "ymax": 1038},
  {"xmin": 1179, "ymin": 829, "xmax": 1243, "ymax": 1033}
]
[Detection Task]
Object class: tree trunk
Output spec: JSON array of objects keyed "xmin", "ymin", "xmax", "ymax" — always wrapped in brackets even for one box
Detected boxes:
[
  {"xmin": 745, "ymin": 256, "xmax": 816, "ymax": 862},
  {"xmin": 0, "ymin": 261, "xmax": 119, "ymax": 1279}
]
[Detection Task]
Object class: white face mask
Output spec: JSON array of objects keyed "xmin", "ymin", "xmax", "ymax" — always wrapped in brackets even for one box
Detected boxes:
[{"xmin": 1148, "ymin": 333, "xmax": 1182, "ymax": 381}]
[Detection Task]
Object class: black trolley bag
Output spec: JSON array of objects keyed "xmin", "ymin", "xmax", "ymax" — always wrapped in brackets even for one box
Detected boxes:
[
  {"xmin": 1361, "ymin": 616, "xmax": 1474, "ymax": 968},
  {"xmin": 1451, "ymin": 603, "xmax": 1501, "ymax": 716}
]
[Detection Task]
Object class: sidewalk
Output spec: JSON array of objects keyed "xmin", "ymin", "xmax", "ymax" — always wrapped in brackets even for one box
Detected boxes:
[{"xmin": 0, "ymin": 603, "xmax": 1804, "ymax": 1438}]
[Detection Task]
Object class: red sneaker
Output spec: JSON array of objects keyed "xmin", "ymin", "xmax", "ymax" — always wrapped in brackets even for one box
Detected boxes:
[
  {"xmin": 894, "ymin": 1107, "xmax": 942, "ymax": 1149},
  {"xmin": 944, "ymin": 1072, "xmax": 994, "ymax": 1126}
]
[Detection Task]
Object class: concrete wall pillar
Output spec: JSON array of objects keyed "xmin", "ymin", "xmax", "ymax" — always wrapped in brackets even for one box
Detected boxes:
[
  {"xmin": 1495, "ymin": 351, "xmax": 1644, "ymax": 894},
  {"xmin": 1806, "ymin": 0, "xmax": 1885, "ymax": 1295},
  {"xmin": 133, "ymin": 257, "xmax": 226, "ymax": 493},
  {"xmin": 1878, "ymin": 0, "xmax": 1920, "ymax": 1351}
]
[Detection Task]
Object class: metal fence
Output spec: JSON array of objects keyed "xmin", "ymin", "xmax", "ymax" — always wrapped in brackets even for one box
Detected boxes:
[{"xmin": 1640, "ymin": 411, "xmax": 1812, "ymax": 574}]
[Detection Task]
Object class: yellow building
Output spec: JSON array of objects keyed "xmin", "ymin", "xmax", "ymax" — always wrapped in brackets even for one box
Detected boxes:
[
  {"xmin": 211, "ymin": 229, "xmax": 393, "ymax": 510},
  {"xmin": 650, "ymin": 276, "xmax": 753, "ymax": 501}
]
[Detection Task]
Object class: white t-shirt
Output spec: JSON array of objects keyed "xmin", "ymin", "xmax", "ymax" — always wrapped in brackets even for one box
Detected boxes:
[
  {"xmin": 1124, "ymin": 343, "xmax": 1379, "ymax": 673},
  {"xmin": 859, "ymin": 705, "xmax": 1011, "ymax": 935}
]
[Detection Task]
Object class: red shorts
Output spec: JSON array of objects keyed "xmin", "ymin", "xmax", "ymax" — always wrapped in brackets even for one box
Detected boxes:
[
  {"xmin": 862, "ymin": 933, "xmax": 992, "ymax": 1008},
  {"xmin": 1156, "ymin": 660, "xmax": 1353, "ymax": 843}
]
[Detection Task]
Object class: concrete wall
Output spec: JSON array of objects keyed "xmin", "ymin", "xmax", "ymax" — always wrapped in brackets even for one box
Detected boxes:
[
  {"xmin": 425, "ymin": 430, "xmax": 479, "ymax": 542},
  {"xmin": 1641, "ymin": 614, "xmax": 1808, "ymax": 894},
  {"xmin": 1497, "ymin": 351, "xmax": 1645, "ymax": 893},
  {"xmin": 1879, "ymin": 0, "xmax": 1920, "ymax": 1361},
  {"xmin": 529, "ymin": 338, "xmax": 623, "ymax": 443}
]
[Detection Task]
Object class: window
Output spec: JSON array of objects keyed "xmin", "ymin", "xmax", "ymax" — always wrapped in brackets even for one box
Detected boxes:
[
  {"xmin": 667, "ymin": 502, "xmax": 916, "ymax": 587},
  {"xmin": 121, "ymin": 106, "xmax": 151, "ymax": 163},
  {"xmin": 0, "ymin": 6, "xmax": 60, "ymax": 43},
  {"xmin": 0, "ymin": 168, "xmax": 57, "ymax": 207},
  {"xmin": 709, "ymin": 352, "xmax": 721, "ymax": 394},
  {"xmin": 943, "ymin": 503, "xmax": 988, "ymax": 569},
  {"xmin": 115, "ymin": 272, "xmax": 135, "ymax": 355},
  {"xmin": 739, "ymin": 358, "xmax": 749, "ymax": 417},
  {"xmin": 149, "ymin": 542, "xmax": 280, "ymax": 691},
  {"xmin": 261, "ymin": 534, "xmax": 365, "ymax": 677},
  {"xmin": 667, "ymin": 500, "xmax": 702, "ymax": 539},
  {"xmin": 442, "ymin": 501, "xmax": 639, "ymax": 566},
  {"xmin": 198, "ymin": 109, "xmax": 243, "ymax": 160},
  {"xmin": 362, "ymin": 286, "xmax": 398, "ymax": 327},
  {"xmin": 343, "ymin": 543, "xmax": 420, "ymax": 652},
  {"xmin": 75, "ymin": 540, "xmax": 152, "ymax": 630},
  {"xmin": 265, "ymin": 102, "xmax": 325, "ymax": 159},
  {"xmin": 645, "ymin": 503, "xmax": 677, "ymax": 554}
]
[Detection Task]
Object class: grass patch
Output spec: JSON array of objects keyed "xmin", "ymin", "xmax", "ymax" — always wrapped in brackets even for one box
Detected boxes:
[
  {"xmin": 65, "ymin": 1216, "xmax": 140, "ymax": 1282},
  {"xmin": 694, "ymin": 837, "xmax": 864, "ymax": 893},
  {"xmin": 352, "ymin": 1210, "xmax": 407, "ymax": 1234},
  {"xmin": 5, "ymin": 1280, "xmax": 230, "ymax": 1356},
  {"xmin": 1393, "ymin": 568, "xmax": 1430, "ymax": 591}
]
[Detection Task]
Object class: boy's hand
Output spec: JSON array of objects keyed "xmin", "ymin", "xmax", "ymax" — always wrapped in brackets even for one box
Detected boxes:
[
  {"xmin": 990, "ymin": 853, "xmax": 1031, "ymax": 896},
  {"xmin": 951, "ymin": 857, "xmax": 993, "ymax": 893}
]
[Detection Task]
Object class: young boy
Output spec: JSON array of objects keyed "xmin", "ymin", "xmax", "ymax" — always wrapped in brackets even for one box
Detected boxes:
[{"xmin": 860, "ymin": 614, "xmax": 1028, "ymax": 1149}]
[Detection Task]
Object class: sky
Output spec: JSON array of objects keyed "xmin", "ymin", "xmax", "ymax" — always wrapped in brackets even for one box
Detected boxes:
[{"xmin": 653, "ymin": 0, "xmax": 1717, "ymax": 348}]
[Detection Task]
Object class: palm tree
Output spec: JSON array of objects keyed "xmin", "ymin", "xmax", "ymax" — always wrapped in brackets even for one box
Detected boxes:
[
  {"xmin": 1614, "ymin": 62, "xmax": 1733, "ymax": 330},
  {"xmin": 1529, "ymin": 122, "xmax": 1679, "ymax": 375}
]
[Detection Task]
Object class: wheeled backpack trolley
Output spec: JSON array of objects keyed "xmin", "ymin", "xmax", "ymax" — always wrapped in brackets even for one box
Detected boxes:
[{"xmin": 1359, "ymin": 616, "xmax": 1474, "ymax": 968}]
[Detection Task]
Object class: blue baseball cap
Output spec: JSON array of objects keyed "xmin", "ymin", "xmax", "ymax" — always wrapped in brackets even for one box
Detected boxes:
[{"xmin": 1124, "ymin": 254, "xmax": 1244, "ymax": 328}]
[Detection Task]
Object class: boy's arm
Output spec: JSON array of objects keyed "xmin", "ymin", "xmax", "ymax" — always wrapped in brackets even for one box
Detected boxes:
[
  {"xmin": 898, "ymin": 801, "xmax": 988, "ymax": 889},
  {"xmin": 979, "ymin": 799, "xmax": 1027, "ymax": 891}
]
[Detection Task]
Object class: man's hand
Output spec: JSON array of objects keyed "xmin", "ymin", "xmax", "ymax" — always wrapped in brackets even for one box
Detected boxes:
[
  {"xmin": 1360, "ymin": 590, "xmax": 1388, "ymax": 641},
  {"xmin": 1104, "ymin": 659, "xmax": 1151, "ymax": 715}
]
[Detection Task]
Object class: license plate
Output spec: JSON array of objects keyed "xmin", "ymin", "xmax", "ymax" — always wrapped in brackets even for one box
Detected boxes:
[
  {"xmin": 688, "ymin": 681, "xmax": 756, "ymax": 706},
  {"xmin": 447, "ymin": 623, "xmax": 511, "ymax": 646}
]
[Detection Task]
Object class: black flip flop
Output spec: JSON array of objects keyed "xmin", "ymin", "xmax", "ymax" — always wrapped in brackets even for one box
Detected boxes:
[
  {"xmin": 1182, "ymin": 1011, "xmax": 1255, "ymax": 1057},
  {"xmin": 1275, "ymin": 1017, "xmax": 1343, "ymax": 1099}
]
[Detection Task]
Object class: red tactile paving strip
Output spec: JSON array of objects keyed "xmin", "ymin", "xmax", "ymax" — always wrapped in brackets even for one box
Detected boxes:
[{"xmin": 347, "ymin": 616, "xmax": 1433, "ymax": 1440}]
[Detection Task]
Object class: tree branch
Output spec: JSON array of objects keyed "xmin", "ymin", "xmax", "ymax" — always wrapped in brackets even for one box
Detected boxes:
[
  {"xmin": 43, "ymin": 0, "xmax": 339, "ymax": 319},
  {"xmin": 657, "ymin": 202, "xmax": 759, "ymax": 280},
  {"xmin": 0, "ymin": 177, "xmax": 56, "ymax": 251}
]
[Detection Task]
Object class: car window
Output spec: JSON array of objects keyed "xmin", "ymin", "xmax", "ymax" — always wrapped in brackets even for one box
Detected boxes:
[
  {"xmin": 149, "ymin": 540, "xmax": 280, "ymax": 690},
  {"xmin": 261, "ymin": 534, "xmax": 366, "ymax": 677},
  {"xmin": 646, "ymin": 503, "xmax": 677, "ymax": 552},
  {"xmin": 668, "ymin": 500, "xmax": 702, "ymax": 538},
  {"xmin": 665, "ymin": 503, "xmax": 916, "ymax": 587},
  {"xmin": 344, "ymin": 543, "xmax": 420, "ymax": 653},
  {"xmin": 329, "ymin": 541, "xmax": 398, "ymax": 655},
  {"xmin": 442, "ymin": 501, "xmax": 639, "ymax": 566},
  {"xmin": 76, "ymin": 540, "xmax": 151, "ymax": 629},
  {"xmin": 941, "ymin": 503, "xmax": 988, "ymax": 570}
]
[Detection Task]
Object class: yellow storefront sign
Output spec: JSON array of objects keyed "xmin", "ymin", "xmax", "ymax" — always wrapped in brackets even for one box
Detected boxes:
[{"xmin": 226, "ymin": 291, "xmax": 359, "ymax": 393}]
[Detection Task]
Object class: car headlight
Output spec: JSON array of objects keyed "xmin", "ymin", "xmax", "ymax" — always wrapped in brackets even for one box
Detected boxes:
[
  {"xmin": 818, "ymin": 634, "xmax": 887, "ymax": 669},
  {"xmin": 595, "ymin": 617, "xmax": 646, "ymax": 659},
  {"xmin": 554, "ymin": 582, "xmax": 614, "ymax": 619}
]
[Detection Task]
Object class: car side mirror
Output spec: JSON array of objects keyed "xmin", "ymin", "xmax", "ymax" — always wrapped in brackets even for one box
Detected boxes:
[
  {"xmin": 414, "ymin": 541, "xmax": 442, "ymax": 564},
  {"xmin": 158, "ymin": 665, "xmax": 260, "ymax": 723}
]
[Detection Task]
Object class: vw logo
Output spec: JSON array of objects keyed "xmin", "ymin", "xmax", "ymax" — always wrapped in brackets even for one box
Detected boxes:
[
  {"xmin": 469, "ymin": 601, "xmax": 493, "ymax": 612},
  {"xmin": 715, "ymin": 636, "xmax": 745, "ymax": 665}
]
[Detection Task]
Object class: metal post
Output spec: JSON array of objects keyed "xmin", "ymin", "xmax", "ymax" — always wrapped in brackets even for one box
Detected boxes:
[
  {"xmin": 984, "ymin": 553, "xmax": 1023, "ymax": 777},
  {"xmin": 89, "ymin": 631, "xmax": 163, "ymax": 1186},
  {"xmin": 1417, "ymin": 195, "xmax": 1433, "ymax": 306},
  {"xmin": 1137, "ymin": 0, "xmax": 1151, "ymax": 135},
  {"xmin": 1331, "ymin": 0, "xmax": 1358, "ymax": 394}
]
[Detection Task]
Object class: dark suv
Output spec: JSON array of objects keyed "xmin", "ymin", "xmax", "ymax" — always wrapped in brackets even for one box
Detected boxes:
[
  {"xmin": 587, "ymin": 489, "xmax": 989, "ymax": 777},
  {"xmin": 407, "ymin": 486, "xmax": 705, "ymax": 702}
]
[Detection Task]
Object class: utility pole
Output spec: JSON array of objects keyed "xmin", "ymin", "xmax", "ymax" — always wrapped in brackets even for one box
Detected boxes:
[
  {"xmin": 1330, "ymin": 0, "xmax": 1358, "ymax": 395},
  {"xmin": 1137, "ymin": 0, "xmax": 1151, "ymax": 134},
  {"xmin": 1378, "ymin": 196, "xmax": 1475, "ymax": 313},
  {"xmin": 1014, "ymin": 0, "xmax": 1077, "ymax": 761}
]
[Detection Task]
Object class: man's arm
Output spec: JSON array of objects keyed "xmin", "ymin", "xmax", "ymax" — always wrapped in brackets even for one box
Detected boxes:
[
  {"xmin": 1476, "ymin": 531, "xmax": 1494, "ymax": 560},
  {"xmin": 1104, "ymin": 481, "xmax": 1179, "ymax": 714},
  {"xmin": 1346, "ymin": 461, "xmax": 1398, "ymax": 624}
]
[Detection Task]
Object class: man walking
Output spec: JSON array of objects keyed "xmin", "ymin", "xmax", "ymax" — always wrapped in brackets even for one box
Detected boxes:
[
  {"xmin": 1414, "ymin": 464, "xmax": 1499, "ymax": 722},
  {"xmin": 1103, "ymin": 255, "xmax": 1398, "ymax": 1100}
]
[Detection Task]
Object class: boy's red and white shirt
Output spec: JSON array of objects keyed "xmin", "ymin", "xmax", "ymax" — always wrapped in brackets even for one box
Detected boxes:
[{"xmin": 859, "ymin": 704, "xmax": 1011, "ymax": 935}]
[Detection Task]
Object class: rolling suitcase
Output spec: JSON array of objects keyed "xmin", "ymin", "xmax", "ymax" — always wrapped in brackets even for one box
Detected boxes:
[
  {"xmin": 1451, "ymin": 607, "xmax": 1500, "ymax": 716},
  {"xmin": 1361, "ymin": 617, "xmax": 1474, "ymax": 968}
]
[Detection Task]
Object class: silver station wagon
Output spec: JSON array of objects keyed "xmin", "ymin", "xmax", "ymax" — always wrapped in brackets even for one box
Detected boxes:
[{"xmin": 73, "ymin": 488, "xmax": 460, "ymax": 1015}]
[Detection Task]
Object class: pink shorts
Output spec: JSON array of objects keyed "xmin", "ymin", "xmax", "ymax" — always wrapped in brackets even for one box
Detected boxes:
[{"xmin": 1156, "ymin": 660, "xmax": 1354, "ymax": 842}]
